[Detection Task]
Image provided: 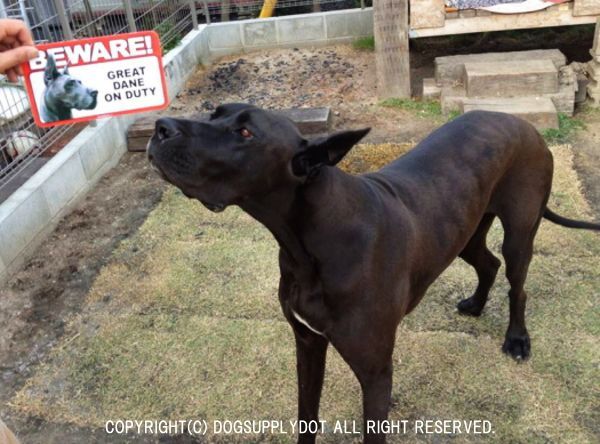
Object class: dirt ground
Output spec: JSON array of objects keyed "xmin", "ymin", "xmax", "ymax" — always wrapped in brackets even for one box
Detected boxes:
[{"xmin": 1, "ymin": 27, "xmax": 599, "ymax": 443}]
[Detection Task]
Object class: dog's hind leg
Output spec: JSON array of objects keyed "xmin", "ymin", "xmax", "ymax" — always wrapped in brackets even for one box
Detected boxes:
[
  {"xmin": 498, "ymin": 207, "xmax": 543, "ymax": 361},
  {"xmin": 457, "ymin": 213, "xmax": 501, "ymax": 316}
]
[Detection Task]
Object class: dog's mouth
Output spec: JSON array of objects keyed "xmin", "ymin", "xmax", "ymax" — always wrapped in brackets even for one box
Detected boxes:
[
  {"xmin": 149, "ymin": 156, "xmax": 227, "ymax": 212},
  {"xmin": 149, "ymin": 161, "xmax": 168, "ymax": 180},
  {"xmin": 83, "ymin": 96, "xmax": 97, "ymax": 110}
]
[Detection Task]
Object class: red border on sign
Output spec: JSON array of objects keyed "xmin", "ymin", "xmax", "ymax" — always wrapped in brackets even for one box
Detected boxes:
[{"xmin": 21, "ymin": 31, "xmax": 169, "ymax": 128}]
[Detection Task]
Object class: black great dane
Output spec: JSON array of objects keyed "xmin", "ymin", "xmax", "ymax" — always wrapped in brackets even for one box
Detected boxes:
[{"xmin": 147, "ymin": 104, "xmax": 600, "ymax": 443}]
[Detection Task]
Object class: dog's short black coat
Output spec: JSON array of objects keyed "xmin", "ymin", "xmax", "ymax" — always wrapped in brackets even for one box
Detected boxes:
[{"xmin": 147, "ymin": 104, "xmax": 599, "ymax": 444}]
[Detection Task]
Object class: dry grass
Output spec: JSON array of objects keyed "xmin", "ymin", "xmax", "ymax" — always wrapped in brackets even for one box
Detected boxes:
[{"xmin": 11, "ymin": 144, "xmax": 599, "ymax": 443}]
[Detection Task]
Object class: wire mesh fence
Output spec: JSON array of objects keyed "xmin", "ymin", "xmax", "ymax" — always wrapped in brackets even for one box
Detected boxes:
[{"xmin": 0, "ymin": 0, "xmax": 365, "ymax": 199}]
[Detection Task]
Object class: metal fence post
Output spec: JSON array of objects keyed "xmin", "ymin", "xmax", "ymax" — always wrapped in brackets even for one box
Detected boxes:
[
  {"xmin": 52, "ymin": 0, "xmax": 73, "ymax": 39},
  {"xmin": 361, "ymin": 0, "xmax": 365, "ymax": 9},
  {"xmin": 190, "ymin": 0, "xmax": 199, "ymax": 29},
  {"xmin": 123, "ymin": 0, "xmax": 137, "ymax": 32},
  {"xmin": 202, "ymin": 0, "xmax": 211, "ymax": 24}
]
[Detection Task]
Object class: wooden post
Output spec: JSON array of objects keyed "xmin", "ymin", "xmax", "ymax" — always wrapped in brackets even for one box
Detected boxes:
[
  {"xmin": 373, "ymin": 0, "xmax": 411, "ymax": 99},
  {"xmin": 587, "ymin": 18, "xmax": 600, "ymax": 106}
]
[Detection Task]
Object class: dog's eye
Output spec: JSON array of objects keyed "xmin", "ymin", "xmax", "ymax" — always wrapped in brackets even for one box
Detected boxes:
[
  {"xmin": 65, "ymin": 80, "xmax": 76, "ymax": 89},
  {"xmin": 239, "ymin": 128, "xmax": 252, "ymax": 139}
]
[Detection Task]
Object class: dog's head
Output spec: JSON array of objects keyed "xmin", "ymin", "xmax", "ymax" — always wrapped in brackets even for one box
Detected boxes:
[
  {"xmin": 44, "ymin": 55, "xmax": 98, "ymax": 111},
  {"xmin": 147, "ymin": 103, "xmax": 369, "ymax": 212}
]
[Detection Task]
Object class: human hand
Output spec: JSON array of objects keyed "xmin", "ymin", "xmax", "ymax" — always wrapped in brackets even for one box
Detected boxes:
[{"xmin": 0, "ymin": 19, "xmax": 38, "ymax": 82}]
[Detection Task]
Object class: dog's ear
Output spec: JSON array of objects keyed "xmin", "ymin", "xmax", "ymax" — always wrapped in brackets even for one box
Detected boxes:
[
  {"xmin": 62, "ymin": 65, "xmax": 69, "ymax": 76},
  {"xmin": 44, "ymin": 55, "xmax": 60, "ymax": 85},
  {"xmin": 292, "ymin": 128, "xmax": 370, "ymax": 177}
]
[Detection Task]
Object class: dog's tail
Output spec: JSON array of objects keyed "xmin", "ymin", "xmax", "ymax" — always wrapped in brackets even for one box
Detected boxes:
[{"xmin": 543, "ymin": 208, "xmax": 600, "ymax": 230}]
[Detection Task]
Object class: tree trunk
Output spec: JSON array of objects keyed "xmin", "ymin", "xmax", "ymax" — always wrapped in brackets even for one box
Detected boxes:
[{"xmin": 373, "ymin": 0, "xmax": 411, "ymax": 99}]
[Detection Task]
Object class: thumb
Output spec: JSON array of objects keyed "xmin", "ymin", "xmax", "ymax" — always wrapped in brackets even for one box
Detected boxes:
[{"xmin": 0, "ymin": 46, "xmax": 38, "ymax": 74}]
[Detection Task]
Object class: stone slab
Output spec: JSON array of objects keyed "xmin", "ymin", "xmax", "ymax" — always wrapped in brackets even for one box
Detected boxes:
[
  {"xmin": 205, "ymin": 22, "xmax": 242, "ymax": 49},
  {"xmin": 410, "ymin": 0, "xmax": 445, "ymax": 29},
  {"xmin": 461, "ymin": 97, "xmax": 559, "ymax": 130},
  {"xmin": 277, "ymin": 16, "xmax": 325, "ymax": 43},
  {"xmin": 435, "ymin": 49, "xmax": 566, "ymax": 86},
  {"xmin": 459, "ymin": 9, "xmax": 477, "ymax": 18},
  {"xmin": 0, "ymin": 158, "xmax": 48, "ymax": 204},
  {"xmin": 39, "ymin": 151, "xmax": 87, "ymax": 217},
  {"xmin": 423, "ymin": 78, "xmax": 441, "ymax": 99},
  {"xmin": 441, "ymin": 84, "xmax": 467, "ymax": 113},
  {"xmin": 242, "ymin": 20, "xmax": 277, "ymax": 47},
  {"xmin": 573, "ymin": 0, "xmax": 600, "ymax": 17},
  {"xmin": 0, "ymin": 187, "xmax": 51, "ymax": 267},
  {"xmin": 464, "ymin": 59, "xmax": 559, "ymax": 97},
  {"xmin": 128, "ymin": 108, "xmax": 332, "ymax": 152},
  {"xmin": 326, "ymin": 9, "xmax": 373, "ymax": 38},
  {"xmin": 0, "ymin": 254, "xmax": 5, "ymax": 281},
  {"xmin": 78, "ymin": 120, "xmax": 124, "ymax": 180}
]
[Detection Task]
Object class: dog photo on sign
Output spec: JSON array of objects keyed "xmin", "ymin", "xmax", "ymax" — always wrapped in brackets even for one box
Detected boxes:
[{"xmin": 40, "ymin": 55, "xmax": 98, "ymax": 123}]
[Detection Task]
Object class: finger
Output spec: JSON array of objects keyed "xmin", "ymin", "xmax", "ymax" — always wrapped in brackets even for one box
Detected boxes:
[
  {"xmin": 0, "ymin": 46, "xmax": 38, "ymax": 74},
  {"xmin": 0, "ymin": 19, "xmax": 35, "ymax": 46},
  {"xmin": 6, "ymin": 68, "xmax": 17, "ymax": 83}
]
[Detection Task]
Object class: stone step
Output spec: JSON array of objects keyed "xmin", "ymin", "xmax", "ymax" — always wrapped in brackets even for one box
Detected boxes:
[
  {"xmin": 422, "ymin": 78, "xmax": 441, "ymax": 100},
  {"xmin": 463, "ymin": 60, "xmax": 559, "ymax": 98},
  {"xmin": 435, "ymin": 49, "xmax": 566, "ymax": 86},
  {"xmin": 440, "ymin": 84, "xmax": 467, "ymax": 113},
  {"xmin": 127, "ymin": 107, "xmax": 331, "ymax": 151},
  {"xmin": 460, "ymin": 97, "xmax": 559, "ymax": 130}
]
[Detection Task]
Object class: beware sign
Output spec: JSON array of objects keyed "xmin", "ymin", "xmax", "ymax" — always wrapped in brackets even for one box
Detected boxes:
[{"xmin": 22, "ymin": 31, "xmax": 169, "ymax": 127}]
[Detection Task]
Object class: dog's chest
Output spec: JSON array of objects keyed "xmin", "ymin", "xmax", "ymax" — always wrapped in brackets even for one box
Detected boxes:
[
  {"xmin": 291, "ymin": 310, "xmax": 325, "ymax": 336},
  {"xmin": 283, "ymin": 275, "xmax": 329, "ymax": 337}
]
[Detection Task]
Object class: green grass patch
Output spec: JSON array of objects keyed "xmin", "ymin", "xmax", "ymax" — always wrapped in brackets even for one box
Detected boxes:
[
  {"xmin": 352, "ymin": 35, "xmax": 374, "ymax": 51},
  {"xmin": 542, "ymin": 113, "xmax": 585, "ymax": 144},
  {"xmin": 380, "ymin": 98, "xmax": 443, "ymax": 119}
]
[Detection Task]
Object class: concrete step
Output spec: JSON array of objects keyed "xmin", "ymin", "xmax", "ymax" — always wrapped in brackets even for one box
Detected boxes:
[
  {"xmin": 423, "ymin": 78, "xmax": 441, "ymax": 100},
  {"xmin": 127, "ymin": 107, "xmax": 331, "ymax": 151},
  {"xmin": 463, "ymin": 60, "xmax": 559, "ymax": 98},
  {"xmin": 440, "ymin": 84, "xmax": 467, "ymax": 113},
  {"xmin": 435, "ymin": 49, "xmax": 566, "ymax": 86},
  {"xmin": 460, "ymin": 97, "xmax": 559, "ymax": 130}
]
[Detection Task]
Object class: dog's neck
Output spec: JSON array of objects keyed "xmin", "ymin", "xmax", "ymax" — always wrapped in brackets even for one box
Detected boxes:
[
  {"xmin": 241, "ymin": 184, "xmax": 316, "ymax": 282},
  {"xmin": 239, "ymin": 167, "xmax": 351, "ymax": 284},
  {"xmin": 43, "ymin": 95, "xmax": 72, "ymax": 121}
]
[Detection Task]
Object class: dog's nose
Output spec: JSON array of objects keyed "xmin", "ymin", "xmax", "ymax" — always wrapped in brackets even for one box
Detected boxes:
[
  {"xmin": 90, "ymin": 90, "xmax": 98, "ymax": 98},
  {"xmin": 155, "ymin": 118, "xmax": 180, "ymax": 141}
]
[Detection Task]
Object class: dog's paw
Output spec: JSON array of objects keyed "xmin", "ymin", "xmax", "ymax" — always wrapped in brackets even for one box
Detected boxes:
[
  {"xmin": 502, "ymin": 334, "xmax": 531, "ymax": 361},
  {"xmin": 456, "ymin": 296, "xmax": 484, "ymax": 317}
]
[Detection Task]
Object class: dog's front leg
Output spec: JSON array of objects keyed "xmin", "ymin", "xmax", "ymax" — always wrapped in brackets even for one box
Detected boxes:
[
  {"xmin": 293, "ymin": 329, "xmax": 328, "ymax": 444},
  {"xmin": 332, "ymin": 330, "xmax": 394, "ymax": 444},
  {"xmin": 358, "ymin": 364, "xmax": 393, "ymax": 444}
]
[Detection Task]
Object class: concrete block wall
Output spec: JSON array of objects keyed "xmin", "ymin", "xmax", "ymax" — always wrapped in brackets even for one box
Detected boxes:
[
  {"xmin": 205, "ymin": 8, "xmax": 374, "ymax": 59},
  {"xmin": 0, "ymin": 9, "xmax": 374, "ymax": 283}
]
